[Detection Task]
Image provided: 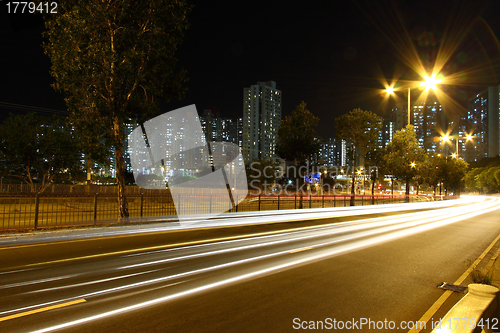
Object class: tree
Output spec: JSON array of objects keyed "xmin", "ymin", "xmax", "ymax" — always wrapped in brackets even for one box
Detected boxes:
[
  {"xmin": 411, "ymin": 155, "xmax": 426, "ymax": 195},
  {"xmin": 335, "ymin": 108, "xmax": 382, "ymax": 206},
  {"xmin": 42, "ymin": 0, "xmax": 191, "ymax": 217},
  {"xmin": 364, "ymin": 148, "xmax": 384, "ymax": 203},
  {"xmin": 444, "ymin": 158, "xmax": 469, "ymax": 195},
  {"xmin": 432, "ymin": 155, "xmax": 469, "ymax": 195},
  {"xmin": 69, "ymin": 106, "xmax": 113, "ymax": 187},
  {"xmin": 475, "ymin": 166, "xmax": 499, "ymax": 193},
  {"xmin": 246, "ymin": 158, "xmax": 281, "ymax": 190},
  {"xmin": 383, "ymin": 125, "xmax": 425, "ymax": 199},
  {"xmin": 276, "ymin": 101, "xmax": 321, "ymax": 168},
  {"xmin": 418, "ymin": 154, "xmax": 439, "ymax": 195},
  {"xmin": 464, "ymin": 167, "xmax": 484, "ymax": 193},
  {"xmin": 0, "ymin": 113, "xmax": 82, "ymax": 193}
]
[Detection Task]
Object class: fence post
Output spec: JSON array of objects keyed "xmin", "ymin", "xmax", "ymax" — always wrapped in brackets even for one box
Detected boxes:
[
  {"xmin": 34, "ymin": 193, "xmax": 40, "ymax": 229},
  {"xmin": 294, "ymin": 194, "xmax": 297, "ymax": 209},
  {"xmin": 140, "ymin": 192, "xmax": 144, "ymax": 217},
  {"xmin": 277, "ymin": 195, "xmax": 280, "ymax": 210},
  {"xmin": 178, "ymin": 194, "xmax": 181, "ymax": 215},
  {"xmin": 258, "ymin": 195, "xmax": 261, "ymax": 211},
  {"xmin": 93, "ymin": 193, "xmax": 98, "ymax": 225},
  {"xmin": 235, "ymin": 195, "xmax": 238, "ymax": 212},
  {"xmin": 322, "ymin": 195, "xmax": 324, "ymax": 208},
  {"xmin": 309, "ymin": 194, "xmax": 311, "ymax": 209}
]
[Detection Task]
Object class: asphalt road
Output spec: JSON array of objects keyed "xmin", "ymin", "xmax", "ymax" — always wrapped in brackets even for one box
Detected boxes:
[{"xmin": 1, "ymin": 196, "xmax": 500, "ymax": 333}]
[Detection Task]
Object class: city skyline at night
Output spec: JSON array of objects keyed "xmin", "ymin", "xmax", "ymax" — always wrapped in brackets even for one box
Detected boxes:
[{"xmin": 2, "ymin": 1, "xmax": 500, "ymax": 140}]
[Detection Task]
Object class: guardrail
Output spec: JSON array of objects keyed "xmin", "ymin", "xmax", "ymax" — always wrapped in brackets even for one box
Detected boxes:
[
  {"xmin": 430, "ymin": 284, "xmax": 499, "ymax": 333},
  {"xmin": 0, "ymin": 192, "xmax": 450, "ymax": 230}
]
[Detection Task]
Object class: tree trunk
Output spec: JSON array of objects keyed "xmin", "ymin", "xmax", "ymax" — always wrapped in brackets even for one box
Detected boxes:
[
  {"xmin": 86, "ymin": 158, "xmax": 92, "ymax": 194},
  {"xmin": 371, "ymin": 178, "xmax": 375, "ymax": 205},
  {"xmin": 350, "ymin": 148, "xmax": 356, "ymax": 206},
  {"xmin": 350, "ymin": 168, "xmax": 355, "ymax": 206},
  {"xmin": 113, "ymin": 116, "xmax": 129, "ymax": 218},
  {"xmin": 391, "ymin": 177, "xmax": 394, "ymax": 197},
  {"xmin": 405, "ymin": 178, "xmax": 410, "ymax": 203}
]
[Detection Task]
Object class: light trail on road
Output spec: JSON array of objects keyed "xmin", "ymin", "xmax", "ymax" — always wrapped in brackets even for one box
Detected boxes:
[{"xmin": 0, "ymin": 196, "xmax": 499, "ymax": 332}]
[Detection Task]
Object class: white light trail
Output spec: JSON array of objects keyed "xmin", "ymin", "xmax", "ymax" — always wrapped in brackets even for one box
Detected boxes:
[
  {"xmin": 117, "ymin": 200, "xmax": 493, "ymax": 270},
  {"xmin": 28, "ymin": 197, "xmax": 500, "ymax": 333}
]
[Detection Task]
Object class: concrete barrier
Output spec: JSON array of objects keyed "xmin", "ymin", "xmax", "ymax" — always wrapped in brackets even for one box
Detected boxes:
[{"xmin": 431, "ymin": 284, "xmax": 499, "ymax": 333}]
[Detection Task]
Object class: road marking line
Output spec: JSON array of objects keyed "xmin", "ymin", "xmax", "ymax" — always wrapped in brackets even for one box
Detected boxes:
[
  {"xmin": 408, "ymin": 229, "xmax": 500, "ymax": 333},
  {"xmin": 0, "ymin": 299, "xmax": 86, "ymax": 322},
  {"xmin": 290, "ymin": 247, "xmax": 312, "ymax": 253}
]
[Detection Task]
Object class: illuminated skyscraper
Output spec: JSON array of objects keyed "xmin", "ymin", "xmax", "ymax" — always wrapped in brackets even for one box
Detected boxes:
[
  {"xmin": 465, "ymin": 87, "xmax": 500, "ymax": 162},
  {"xmin": 411, "ymin": 100, "xmax": 445, "ymax": 154},
  {"xmin": 487, "ymin": 85, "xmax": 500, "ymax": 158},
  {"xmin": 385, "ymin": 101, "xmax": 445, "ymax": 154},
  {"xmin": 199, "ymin": 108, "xmax": 238, "ymax": 144},
  {"xmin": 242, "ymin": 81, "xmax": 282, "ymax": 161}
]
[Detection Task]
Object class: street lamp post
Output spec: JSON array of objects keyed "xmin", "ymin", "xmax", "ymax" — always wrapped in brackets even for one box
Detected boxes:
[
  {"xmin": 441, "ymin": 134, "xmax": 473, "ymax": 159},
  {"xmin": 386, "ymin": 74, "xmax": 442, "ymax": 126}
]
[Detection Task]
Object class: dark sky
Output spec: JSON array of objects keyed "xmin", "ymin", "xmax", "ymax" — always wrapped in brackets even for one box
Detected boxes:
[{"xmin": 2, "ymin": 0, "xmax": 500, "ymax": 137}]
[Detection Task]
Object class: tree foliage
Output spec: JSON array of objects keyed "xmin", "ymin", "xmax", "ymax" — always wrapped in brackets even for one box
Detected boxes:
[
  {"xmin": 464, "ymin": 157, "xmax": 500, "ymax": 193},
  {"xmin": 0, "ymin": 113, "xmax": 82, "ymax": 193},
  {"xmin": 335, "ymin": 108, "xmax": 382, "ymax": 204},
  {"xmin": 42, "ymin": 0, "xmax": 191, "ymax": 217},
  {"xmin": 383, "ymin": 125, "xmax": 425, "ymax": 196},
  {"xmin": 245, "ymin": 158, "xmax": 281, "ymax": 188},
  {"xmin": 276, "ymin": 101, "xmax": 321, "ymax": 166},
  {"xmin": 443, "ymin": 158, "xmax": 469, "ymax": 194},
  {"xmin": 468, "ymin": 166, "xmax": 500, "ymax": 193},
  {"xmin": 335, "ymin": 108, "xmax": 382, "ymax": 162}
]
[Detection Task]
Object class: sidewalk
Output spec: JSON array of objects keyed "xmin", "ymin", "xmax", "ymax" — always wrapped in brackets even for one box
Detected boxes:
[{"xmin": 488, "ymin": 244, "xmax": 500, "ymax": 290}]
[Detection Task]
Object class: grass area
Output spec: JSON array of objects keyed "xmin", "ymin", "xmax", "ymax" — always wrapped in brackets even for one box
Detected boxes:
[{"xmin": 471, "ymin": 267, "xmax": 493, "ymax": 285}]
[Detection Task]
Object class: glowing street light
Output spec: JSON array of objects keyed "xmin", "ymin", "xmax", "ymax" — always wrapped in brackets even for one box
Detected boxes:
[
  {"xmin": 440, "ymin": 133, "xmax": 474, "ymax": 158},
  {"xmin": 386, "ymin": 86, "xmax": 411, "ymax": 125},
  {"xmin": 419, "ymin": 74, "xmax": 442, "ymax": 91},
  {"xmin": 385, "ymin": 73, "xmax": 443, "ymax": 126}
]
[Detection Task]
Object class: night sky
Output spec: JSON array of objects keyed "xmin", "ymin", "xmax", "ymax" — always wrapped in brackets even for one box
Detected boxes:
[{"xmin": 2, "ymin": 0, "xmax": 500, "ymax": 138}]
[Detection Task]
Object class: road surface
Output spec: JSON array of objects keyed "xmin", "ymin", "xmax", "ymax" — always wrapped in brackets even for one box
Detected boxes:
[{"xmin": 1, "ymin": 196, "xmax": 499, "ymax": 332}]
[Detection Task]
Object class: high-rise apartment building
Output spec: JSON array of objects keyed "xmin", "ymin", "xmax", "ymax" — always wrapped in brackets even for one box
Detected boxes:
[
  {"xmin": 464, "ymin": 87, "xmax": 500, "ymax": 162},
  {"xmin": 382, "ymin": 103, "xmax": 406, "ymax": 147},
  {"xmin": 384, "ymin": 100, "xmax": 445, "ymax": 155},
  {"xmin": 236, "ymin": 117, "xmax": 243, "ymax": 148},
  {"xmin": 199, "ymin": 108, "xmax": 238, "ymax": 144},
  {"xmin": 488, "ymin": 85, "xmax": 500, "ymax": 158},
  {"xmin": 411, "ymin": 100, "xmax": 445, "ymax": 154},
  {"xmin": 242, "ymin": 81, "xmax": 282, "ymax": 161},
  {"xmin": 318, "ymin": 138, "xmax": 341, "ymax": 166}
]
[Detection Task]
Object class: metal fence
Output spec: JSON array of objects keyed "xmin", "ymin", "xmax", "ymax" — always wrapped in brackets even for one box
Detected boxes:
[
  {"xmin": 0, "ymin": 183, "xmax": 143, "ymax": 195},
  {"xmin": 0, "ymin": 189, "xmax": 451, "ymax": 230}
]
